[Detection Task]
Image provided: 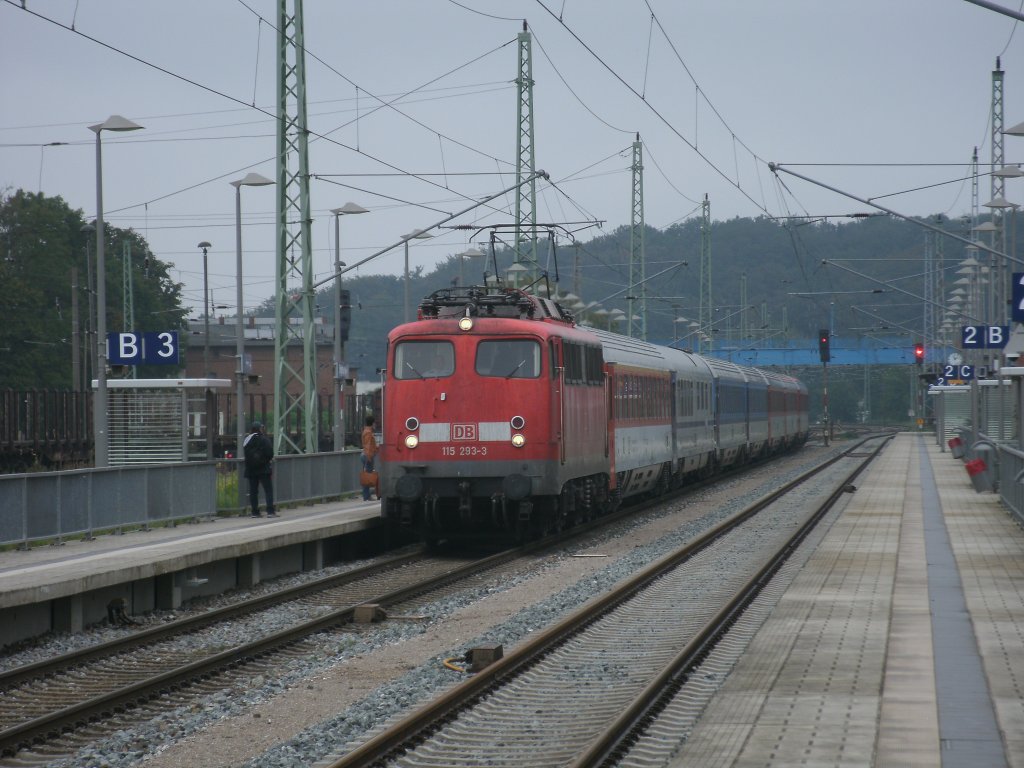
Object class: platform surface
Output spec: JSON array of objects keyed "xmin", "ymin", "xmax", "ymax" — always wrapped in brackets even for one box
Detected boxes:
[
  {"xmin": 672, "ymin": 432, "xmax": 1024, "ymax": 767},
  {"xmin": 0, "ymin": 497, "xmax": 382, "ymax": 609}
]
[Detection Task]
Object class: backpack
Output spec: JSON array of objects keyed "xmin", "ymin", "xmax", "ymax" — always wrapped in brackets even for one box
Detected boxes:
[{"xmin": 245, "ymin": 434, "xmax": 270, "ymax": 469}]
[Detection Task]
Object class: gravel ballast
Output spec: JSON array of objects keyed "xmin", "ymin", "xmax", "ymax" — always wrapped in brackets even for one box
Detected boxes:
[{"xmin": 8, "ymin": 445, "xmax": 838, "ymax": 768}]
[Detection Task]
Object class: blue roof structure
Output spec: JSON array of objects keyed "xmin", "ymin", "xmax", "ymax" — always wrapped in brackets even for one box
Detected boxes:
[{"xmin": 655, "ymin": 335, "xmax": 934, "ymax": 367}]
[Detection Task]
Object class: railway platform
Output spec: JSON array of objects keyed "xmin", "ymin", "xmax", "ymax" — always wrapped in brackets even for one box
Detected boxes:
[
  {"xmin": 673, "ymin": 432, "xmax": 1024, "ymax": 767},
  {"xmin": 0, "ymin": 497, "xmax": 384, "ymax": 649}
]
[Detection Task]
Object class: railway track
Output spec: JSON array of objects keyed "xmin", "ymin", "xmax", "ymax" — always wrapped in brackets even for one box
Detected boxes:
[
  {"xmin": 0, "ymin": 441, "xmax": 857, "ymax": 764},
  {"xmin": 322, "ymin": 434, "xmax": 890, "ymax": 767},
  {"xmin": 0, "ymin": 464, "xmax": 726, "ymax": 763},
  {"xmin": 0, "ymin": 549, "xmax": 522, "ymax": 761}
]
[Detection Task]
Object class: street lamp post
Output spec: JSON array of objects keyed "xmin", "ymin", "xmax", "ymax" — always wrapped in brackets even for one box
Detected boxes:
[
  {"xmin": 80, "ymin": 222, "xmax": 96, "ymax": 392},
  {"xmin": 673, "ymin": 316, "xmax": 688, "ymax": 344},
  {"xmin": 457, "ymin": 246, "xmax": 485, "ymax": 287},
  {"xmin": 402, "ymin": 229, "xmax": 433, "ymax": 323},
  {"xmin": 231, "ymin": 173, "xmax": 274, "ymax": 459},
  {"xmin": 89, "ymin": 115, "xmax": 143, "ymax": 467},
  {"xmin": 197, "ymin": 242, "xmax": 212, "ymax": 376},
  {"xmin": 197, "ymin": 241, "xmax": 214, "ymax": 459},
  {"xmin": 331, "ymin": 203, "xmax": 368, "ymax": 451}
]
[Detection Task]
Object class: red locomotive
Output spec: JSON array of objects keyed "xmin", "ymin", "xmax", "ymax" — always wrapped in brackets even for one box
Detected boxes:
[{"xmin": 380, "ymin": 286, "xmax": 808, "ymax": 543}]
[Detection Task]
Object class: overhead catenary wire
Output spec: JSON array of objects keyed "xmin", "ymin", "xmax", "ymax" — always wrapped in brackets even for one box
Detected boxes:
[
  {"xmin": 231, "ymin": 0, "xmax": 518, "ymax": 169},
  {"xmin": 533, "ymin": 0, "xmax": 772, "ymax": 217},
  {"xmin": 3, "ymin": 0, "xmax": 524, "ymax": 224}
]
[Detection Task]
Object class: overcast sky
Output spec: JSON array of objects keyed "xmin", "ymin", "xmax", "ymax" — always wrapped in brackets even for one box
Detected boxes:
[{"xmin": 2, "ymin": 0, "xmax": 1022, "ymax": 319}]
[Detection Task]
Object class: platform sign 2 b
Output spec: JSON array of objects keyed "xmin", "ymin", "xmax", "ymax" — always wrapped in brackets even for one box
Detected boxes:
[
  {"xmin": 961, "ymin": 325, "xmax": 1009, "ymax": 349},
  {"xmin": 1014, "ymin": 273, "xmax": 1024, "ymax": 322},
  {"xmin": 107, "ymin": 331, "xmax": 179, "ymax": 365}
]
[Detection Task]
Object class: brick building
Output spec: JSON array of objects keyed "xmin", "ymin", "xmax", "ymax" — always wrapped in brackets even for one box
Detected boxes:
[{"xmin": 183, "ymin": 315, "xmax": 344, "ymax": 396}]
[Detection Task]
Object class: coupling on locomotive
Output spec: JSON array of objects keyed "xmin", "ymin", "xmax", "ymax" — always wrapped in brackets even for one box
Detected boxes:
[{"xmin": 380, "ymin": 285, "xmax": 809, "ymax": 543}]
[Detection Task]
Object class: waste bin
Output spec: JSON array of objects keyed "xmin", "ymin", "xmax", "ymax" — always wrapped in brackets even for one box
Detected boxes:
[
  {"xmin": 965, "ymin": 458, "xmax": 992, "ymax": 493},
  {"xmin": 948, "ymin": 436, "xmax": 965, "ymax": 459}
]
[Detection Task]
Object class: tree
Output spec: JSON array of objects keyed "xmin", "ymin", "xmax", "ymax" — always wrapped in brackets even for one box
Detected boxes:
[{"xmin": 0, "ymin": 190, "xmax": 185, "ymax": 390}]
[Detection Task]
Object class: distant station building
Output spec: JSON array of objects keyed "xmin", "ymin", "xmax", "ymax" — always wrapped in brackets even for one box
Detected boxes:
[
  {"xmin": 183, "ymin": 315, "xmax": 341, "ymax": 395},
  {"xmin": 181, "ymin": 316, "xmax": 364, "ymax": 451}
]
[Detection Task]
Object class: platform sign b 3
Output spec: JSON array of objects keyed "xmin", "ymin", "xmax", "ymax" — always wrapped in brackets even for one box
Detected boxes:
[
  {"xmin": 107, "ymin": 331, "xmax": 180, "ymax": 365},
  {"xmin": 1013, "ymin": 273, "xmax": 1024, "ymax": 323}
]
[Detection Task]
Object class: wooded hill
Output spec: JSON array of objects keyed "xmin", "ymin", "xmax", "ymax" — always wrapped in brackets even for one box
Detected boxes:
[
  {"xmin": 6, "ymin": 187, "xmax": 1017, "ymax": 425},
  {"xmin": 335, "ymin": 212, "xmax": 1009, "ymax": 377}
]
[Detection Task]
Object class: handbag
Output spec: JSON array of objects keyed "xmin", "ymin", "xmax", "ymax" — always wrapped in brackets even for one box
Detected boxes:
[{"xmin": 360, "ymin": 469, "xmax": 379, "ymax": 488}]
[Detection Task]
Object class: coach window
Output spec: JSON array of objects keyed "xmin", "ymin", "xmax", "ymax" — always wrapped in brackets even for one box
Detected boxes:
[
  {"xmin": 476, "ymin": 339, "xmax": 541, "ymax": 378},
  {"xmin": 394, "ymin": 340, "xmax": 454, "ymax": 379}
]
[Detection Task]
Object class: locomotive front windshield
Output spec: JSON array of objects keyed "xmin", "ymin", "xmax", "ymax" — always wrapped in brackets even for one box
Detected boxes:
[
  {"xmin": 394, "ymin": 340, "xmax": 454, "ymax": 379},
  {"xmin": 475, "ymin": 339, "xmax": 540, "ymax": 379}
]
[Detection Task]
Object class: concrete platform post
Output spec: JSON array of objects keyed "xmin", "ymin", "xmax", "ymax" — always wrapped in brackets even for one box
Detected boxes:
[
  {"xmin": 155, "ymin": 572, "xmax": 183, "ymax": 610},
  {"xmin": 51, "ymin": 595, "xmax": 84, "ymax": 633},
  {"xmin": 302, "ymin": 540, "xmax": 324, "ymax": 572},
  {"xmin": 237, "ymin": 554, "xmax": 261, "ymax": 588}
]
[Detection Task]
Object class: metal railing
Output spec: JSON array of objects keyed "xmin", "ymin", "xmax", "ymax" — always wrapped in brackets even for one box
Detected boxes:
[
  {"xmin": 942, "ymin": 425, "xmax": 1024, "ymax": 529},
  {"xmin": 996, "ymin": 443, "xmax": 1024, "ymax": 526},
  {"xmin": 0, "ymin": 450, "xmax": 367, "ymax": 549},
  {"xmin": 230, "ymin": 451, "xmax": 363, "ymax": 510}
]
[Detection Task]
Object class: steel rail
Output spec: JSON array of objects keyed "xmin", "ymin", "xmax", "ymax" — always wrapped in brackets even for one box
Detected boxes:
[
  {"xmin": 0, "ymin": 440, "xmax": 821, "ymax": 759},
  {"xmin": 324, "ymin": 436, "xmax": 886, "ymax": 768},
  {"xmin": 0, "ymin": 549, "xmax": 426, "ymax": 692},
  {"xmin": 570, "ymin": 434, "xmax": 890, "ymax": 767},
  {"xmin": 0, "ymin": 545, "xmax": 526, "ymax": 756}
]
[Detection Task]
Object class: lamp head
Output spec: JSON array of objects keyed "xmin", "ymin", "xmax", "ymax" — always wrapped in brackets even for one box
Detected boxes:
[
  {"xmin": 331, "ymin": 202, "xmax": 369, "ymax": 216},
  {"xmin": 88, "ymin": 114, "xmax": 144, "ymax": 134},
  {"xmin": 402, "ymin": 229, "xmax": 433, "ymax": 241},
  {"xmin": 231, "ymin": 172, "xmax": 274, "ymax": 189}
]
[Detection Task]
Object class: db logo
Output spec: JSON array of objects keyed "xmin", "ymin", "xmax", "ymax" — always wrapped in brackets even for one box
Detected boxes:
[{"xmin": 452, "ymin": 423, "xmax": 477, "ymax": 441}]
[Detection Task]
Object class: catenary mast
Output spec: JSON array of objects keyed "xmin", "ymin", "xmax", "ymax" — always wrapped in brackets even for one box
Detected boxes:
[
  {"xmin": 628, "ymin": 135, "xmax": 646, "ymax": 339},
  {"xmin": 514, "ymin": 21, "xmax": 539, "ymax": 280},
  {"xmin": 273, "ymin": 0, "xmax": 316, "ymax": 454},
  {"xmin": 698, "ymin": 195, "xmax": 711, "ymax": 355},
  {"xmin": 990, "ymin": 58, "xmax": 1005, "ymax": 326}
]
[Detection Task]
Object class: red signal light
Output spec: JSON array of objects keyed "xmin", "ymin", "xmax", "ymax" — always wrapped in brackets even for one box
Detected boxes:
[
  {"xmin": 818, "ymin": 329, "xmax": 831, "ymax": 363},
  {"xmin": 914, "ymin": 343, "xmax": 924, "ymax": 364}
]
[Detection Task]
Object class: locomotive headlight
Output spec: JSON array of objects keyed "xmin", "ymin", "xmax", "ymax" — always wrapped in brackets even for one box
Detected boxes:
[
  {"xmin": 458, "ymin": 316, "xmax": 474, "ymax": 331},
  {"xmin": 405, "ymin": 434, "xmax": 419, "ymax": 449},
  {"xmin": 510, "ymin": 415, "xmax": 525, "ymax": 430},
  {"xmin": 511, "ymin": 433, "xmax": 526, "ymax": 448},
  {"xmin": 405, "ymin": 416, "xmax": 420, "ymax": 431}
]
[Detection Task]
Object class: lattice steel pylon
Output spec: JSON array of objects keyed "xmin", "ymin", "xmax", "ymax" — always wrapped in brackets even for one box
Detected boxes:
[
  {"xmin": 273, "ymin": 0, "xmax": 316, "ymax": 454},
  {"xmin": 122, "ymin": 240, "xmax": 135, "ymax": 378},
  {"xmin": 513, "ymin": 21, "xmax": 539, "ymax": 278},
  {"xmin": 924, "ymin": 230, "xmax": 934, "ymax": 352},
  {"xmin": 698, "ymin": 195, "xmax": 711, "ymax": 355},
  {"xmin": 990, "ymin": 58, "xmax": 1005, "ymax": 325},
  {"xmin": 628, "ymin": 135, "xmax": 646, "ymax": 340},
  {"xmin": 121, "ymin": 240, "xmax": 134, "ymax": 332},
  {"xmin": 971, "ymin": 146, "xmax": 979, "ymax": 231}
]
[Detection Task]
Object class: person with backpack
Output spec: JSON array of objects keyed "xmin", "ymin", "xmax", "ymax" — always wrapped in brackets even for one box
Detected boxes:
[
  {"xmin": 243, "ymin": 422, "xmax": 276, "ymax": 518},
  {"xmin": 361, "ymin": 415, "xmax": 378, "ymax": 501}
]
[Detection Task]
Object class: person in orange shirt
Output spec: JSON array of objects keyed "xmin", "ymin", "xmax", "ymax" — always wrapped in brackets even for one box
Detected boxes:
[{"xmin": 361, "ymin": 415, "xmax": 378, "ymax": 501}]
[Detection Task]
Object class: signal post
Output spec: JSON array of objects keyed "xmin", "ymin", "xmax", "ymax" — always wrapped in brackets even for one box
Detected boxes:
[{"xmin": 819, "ymin": 329, "xmax": 830, "ymax": 446}]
